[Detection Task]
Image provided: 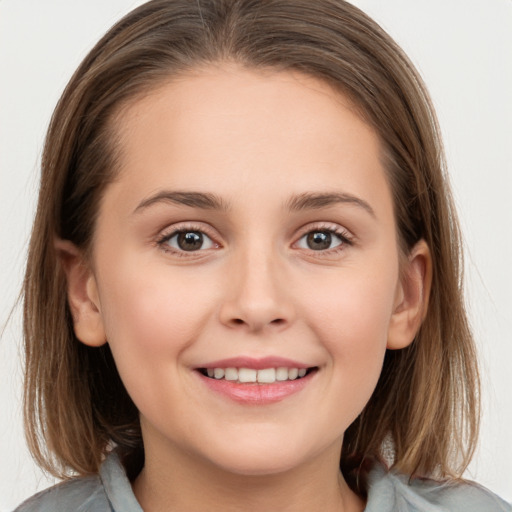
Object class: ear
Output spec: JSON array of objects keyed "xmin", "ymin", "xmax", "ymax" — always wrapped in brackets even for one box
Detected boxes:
[
  {"xmin": 55, "ymin": 239, "xmax": 107, "ymax": 347},
  {"xmin": 387, "ymin": 239, "xmax": 432, "ymax": 350}
]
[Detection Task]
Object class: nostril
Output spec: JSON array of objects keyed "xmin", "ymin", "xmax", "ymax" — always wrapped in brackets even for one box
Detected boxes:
[{"xmin": 229, "ymin": 317, "xmax": 285, "ymax": 328}]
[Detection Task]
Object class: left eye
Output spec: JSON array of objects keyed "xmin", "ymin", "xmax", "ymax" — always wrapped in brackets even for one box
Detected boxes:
[
  {"xmin": 164, "ymin": 230, "xmax": 215, "ymax": 252},
  {"xmin": 296, "ymin": 230, "xmax": 344, "ymax": 251}
]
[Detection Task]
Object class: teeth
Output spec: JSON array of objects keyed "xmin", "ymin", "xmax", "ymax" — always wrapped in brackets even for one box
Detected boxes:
[
  {"xmin": 213, "ymin": 368, "xmax": 225, "ymax": 379},
  {"xmin": 224, "ymin": 367, "xmax": 238, "ymax": 381},
  {"xmin": 204, "ymin": 366, "xmax": 310, "ymax": 383},
  {"xmin": 276, "ymin": 367, "xmax": 289, "ymax": 381},
  {"xmin": 257, "ymin": 368, "xmax": 276, "ymax": 383},
  {"xmin": 238, "ymin": 368, "xmax": 257, "ymax": 383}
]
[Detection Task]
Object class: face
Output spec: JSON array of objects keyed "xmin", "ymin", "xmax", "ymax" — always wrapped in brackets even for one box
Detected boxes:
[{"xmin": 69, "ymin": 65, "xmax": 425, "ymax": 477}]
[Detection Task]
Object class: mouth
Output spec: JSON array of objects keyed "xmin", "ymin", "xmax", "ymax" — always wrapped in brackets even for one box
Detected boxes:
[
  {"xmin": 195, "ymin": 357, "xmax": 318, "ymax": 403},
  {"xmin": 198, "ymin": 366, "xmax": 318, "ymax": 384}
]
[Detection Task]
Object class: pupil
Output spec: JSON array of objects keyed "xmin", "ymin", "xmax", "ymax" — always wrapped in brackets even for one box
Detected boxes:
[
  {"xmin": 307, "ymin": 231, "xmax": 331, "ymax": 250},
  {"xmin": 178, "ymin": 231, "xmax": 203, "ymax": 251}
]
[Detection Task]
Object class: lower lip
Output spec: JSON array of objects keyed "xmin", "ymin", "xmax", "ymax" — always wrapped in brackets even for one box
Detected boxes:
[{"xmin": 197, "ymin": 371, "xmax": 314, "ymax": 404}]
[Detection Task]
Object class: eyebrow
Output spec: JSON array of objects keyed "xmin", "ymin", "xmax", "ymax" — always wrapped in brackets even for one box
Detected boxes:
[
  {"xmin": 133, "ymin": 189, "xmax": 375, "ymax": 218},
  {"xmin": 134, "ymin": 191, "xmax": 230, "ymax": 213},
  {"xmin": 286, "ymin": 192, "xmax": 375, "ymax": 218}
]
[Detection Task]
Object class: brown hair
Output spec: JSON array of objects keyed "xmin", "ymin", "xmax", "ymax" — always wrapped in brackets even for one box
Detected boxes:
[{"xmin": 23, "ymin": 0, "xmax": 479, "ymax": 492}]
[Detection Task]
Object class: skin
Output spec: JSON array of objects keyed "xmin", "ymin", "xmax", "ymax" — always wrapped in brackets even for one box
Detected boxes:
[{"xmin": 59, "ymin": 64, "xmax": 431, "ymax": 512}]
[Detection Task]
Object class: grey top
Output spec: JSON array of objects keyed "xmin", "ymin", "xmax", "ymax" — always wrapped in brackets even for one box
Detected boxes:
[{"xmin": 14, "ymin": 453, "xmax": 511, "ymax": 511}]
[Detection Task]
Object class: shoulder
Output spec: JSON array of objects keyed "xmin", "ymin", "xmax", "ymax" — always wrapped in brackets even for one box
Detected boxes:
[
  {"xmin": 366, "ymin": 464, "xmax": 512, "ymax": 512},
  {"xmin": 13, "ymin": 453, "xmax": 142, "ymax": 512},
  {"xmin": 12, "ymin": 474, "xmax": 109, "ymax": 512}
]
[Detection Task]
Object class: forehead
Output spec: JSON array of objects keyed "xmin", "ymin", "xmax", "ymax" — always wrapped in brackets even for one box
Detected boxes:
[{"xmin": 104, "ymin": 64, "xmax": 391, "ymax": 218}]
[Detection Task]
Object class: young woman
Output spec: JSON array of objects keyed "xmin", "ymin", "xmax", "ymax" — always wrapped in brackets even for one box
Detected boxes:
[{"xmin": 13, "ymin": 1, "xmax": 511, "ymax": 510}]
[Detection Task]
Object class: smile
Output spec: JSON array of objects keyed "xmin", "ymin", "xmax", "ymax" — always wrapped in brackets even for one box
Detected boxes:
[
  {"xmin": 196, "ymin": 359, "xmax": 318, "ymax": 403},
  {"xmin": 200, "ymin": 367, "xmax": 313, "ymax": 383}
]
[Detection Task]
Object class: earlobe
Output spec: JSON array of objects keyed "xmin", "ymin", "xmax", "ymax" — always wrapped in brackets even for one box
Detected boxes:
[
  {"xmin": 54, "ymin": 238, "xmax": 107, "ymax": 347},
  {"xmin": 387, "ymin": 239, "xmax": 432, "ymax": 350}
]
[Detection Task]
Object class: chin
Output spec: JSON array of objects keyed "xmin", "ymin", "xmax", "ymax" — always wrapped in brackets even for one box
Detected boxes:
[{"xmin": 202, "ymin": 437, "xmax": 324, "ymax": 477}]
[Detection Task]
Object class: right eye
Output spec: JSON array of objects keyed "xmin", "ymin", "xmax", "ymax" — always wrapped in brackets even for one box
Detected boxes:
[
  {"xmin": 160, "ymin": 230, "xmax": 216, "ymax": 252},
  {"xmin": 296, "ymin": 230, "xmax": 345, "ymax": 251}
]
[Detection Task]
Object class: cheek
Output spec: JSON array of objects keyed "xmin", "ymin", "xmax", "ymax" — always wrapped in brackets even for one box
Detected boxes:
[
  {"xmin": 302, "ymin": 264, "xmax": 397, "ymax": 340},
  {"xmin": 94, "ymin": 261, "xmax": 222, "ymax": 420},
  {"xmin": 299, "ymin": 265, "xmax": 398, "ymax": 396},
  {"xmin": 96, "ymin": 261, "xmax": 216, "ymax": 360}
]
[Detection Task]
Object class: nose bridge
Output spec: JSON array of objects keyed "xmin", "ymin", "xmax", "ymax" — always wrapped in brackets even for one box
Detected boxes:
[{"xmin": 220, "ymin": 240, "xmax": 292, "ymax": 332}]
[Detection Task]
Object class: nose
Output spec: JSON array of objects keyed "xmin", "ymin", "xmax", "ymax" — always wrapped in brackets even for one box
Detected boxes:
[{"xmin": 218, "ymin": 248, "xmax": 295, "ymax": 333}]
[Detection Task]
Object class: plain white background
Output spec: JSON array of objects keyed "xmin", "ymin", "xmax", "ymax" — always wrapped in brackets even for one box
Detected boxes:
[{"xmin": 0, "ymin": 1, "xmax": 511, "ymax": 509}]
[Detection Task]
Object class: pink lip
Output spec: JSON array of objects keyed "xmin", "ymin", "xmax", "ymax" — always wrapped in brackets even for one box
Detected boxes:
[
  {"xmin": 199, "ymin": 374, "xmax": 313, "ymax": 404},
  {"xmin": 194, "ymin": 357, "xmax": 317, "ymax": 405},
  {"xmin": 199, "ymin": 356, "xmax": 311, "ymax": 370}
]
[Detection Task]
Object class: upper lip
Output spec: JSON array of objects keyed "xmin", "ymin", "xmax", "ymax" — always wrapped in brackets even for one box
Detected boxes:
[{"xmin": 198, "ymin": 356, "xmax": 312, "ymax": 370}]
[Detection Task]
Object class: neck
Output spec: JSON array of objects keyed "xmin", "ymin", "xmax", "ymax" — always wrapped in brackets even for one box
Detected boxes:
[{"xmin": 133, "ymin": 436, "xmax": 365, "ymax": 512}]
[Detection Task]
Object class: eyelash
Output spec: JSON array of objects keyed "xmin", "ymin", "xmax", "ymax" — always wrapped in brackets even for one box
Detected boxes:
[
  {"xmin": 294, "ymin": 224, "xmax": 354, "ymax": 255},
  {"xmin": 156, "ymin": 223, "xmax": 219, "ymax": 257},
  {"xmin": 155, "ymin": 223, "xmax": 354, "ymax": 257}
]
